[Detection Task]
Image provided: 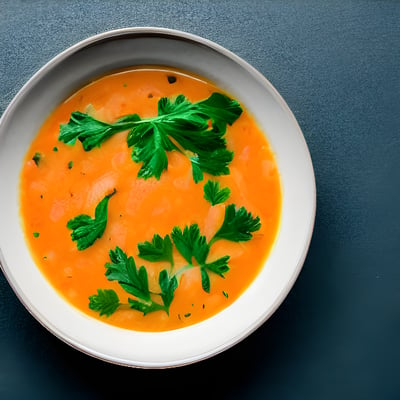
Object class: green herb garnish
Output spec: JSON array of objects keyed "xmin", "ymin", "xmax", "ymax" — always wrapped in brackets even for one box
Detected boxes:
[
  {"xmin": 209, "ymin": 204, "xmax": 261, "ymax": 245},
  {"xmin": 59, "ymin": 112, "xmax": 131, "ymax": 150},
  {"xmin": 203, "ymin": 180, "xmax": 231, "ymax": 205},
  {"xmin": 128, "ymin": 92, "xmax": 241, "ymax": 181},
  {"xmin": 89, "ymin": 246, "xmax": 177, "ymax": 316},
  {"xmin": 90, "ymin": 203, "xmax": 260, "ymax": 317},
  {"xmin": 33, "ymin": 232, "xmax": 40, "ymax": 238},
  {"xmin": 32, "ymin": 152, "xmax": 42, "ymax": 166},
  {"xmin": 58, "ymin": 92, "xmax": 242, "ymax": 182},
  {"xmin": 199, "ymin": 255, "xmax": 230, "ymax": 293},
  {"xmin": 171, "ymin": 224, "xmax": 209, "ymax": 265},
  {"xmin": 170, "ymin": 224, "xmax": 230, "ymax": 293},
  {"xmin": 89, "ymin": 289, "xmax": 120, "ymax": 317},
  {"xmin": 137, "ymin": 233, "xmax": 174, "ymax": 267},
  {"xmin": 67, "ymin": 188, "xmax": 116, "ymax": 250}
]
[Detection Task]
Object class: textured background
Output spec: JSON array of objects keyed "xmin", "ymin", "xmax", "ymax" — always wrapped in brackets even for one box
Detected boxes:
[{"xmin": 1, "ymin": 1, "xmax": 400, "ymax": 398}]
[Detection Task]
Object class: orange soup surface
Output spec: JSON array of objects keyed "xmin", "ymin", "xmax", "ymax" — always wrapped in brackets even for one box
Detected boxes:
[{"xmin": 20, "ymin": 67, "xmax": 281, "ymax": 332}]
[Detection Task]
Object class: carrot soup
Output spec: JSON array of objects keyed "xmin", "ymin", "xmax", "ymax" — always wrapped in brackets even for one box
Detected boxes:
[{"xmin": 19, "ymin": 66, "xmax": 281, "ymax": 332}]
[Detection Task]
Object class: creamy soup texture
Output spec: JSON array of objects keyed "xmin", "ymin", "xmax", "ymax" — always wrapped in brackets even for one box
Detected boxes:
[{"xmin": 20, "ymin": 67, "xmax": 281, "ymax": 332}]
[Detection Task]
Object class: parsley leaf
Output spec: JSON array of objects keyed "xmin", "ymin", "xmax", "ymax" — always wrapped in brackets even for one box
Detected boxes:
[
  {"xmin": 67, "ymin": 189, "xmax": 116, "ymax": 250},
  {"xmin": 200, "ymin": 268, "xmax": 211, "ymax": 293},
  {"xmin": 93, "ymin": 247, "xmax": 178, "ymax": 316},
  {"xmin": 58, "ymin": 92, "xmax": 242, "ymax": 181},
  {"xmin": 203, "ymin": 180, "xmax": 231, "ymax": 205},
  {"xmin": 129, "ymin": 122, "xmax": 177, "ymax": 180},
  {"xmin": 210, "ymin": 204, "xmax": 261, "ymax": 244},
  {"xmin": 190, "ymin": 148, "xmax": 233, "ymax": 183},
  {"xmin": 137, "ymin": 233, "xmax": 174, "ymax": 266},
  {"xmin": 59, "ymin": 112, "xmax": 141, "ymax": 151},
  {"xmin": 159, "ymin": 269, "xmax": 178, "ymax": 313},
  {"xmin": 171, "ymin": 224, "xmax": 209, "ymax": 265},
  {"xmin": 200, "ymin": 256, "xmax": 230, "ymax": 293},
  {"xmin": 88, "ymin": 289, "xmax": 120, "ymax": 317},
  {"xmin": 203, "ymin": 255, "xmax": 230, "ymax": 277},
  {"xmin": 105, "ymin": 246, "xmax": 150, "ymax": 301}
]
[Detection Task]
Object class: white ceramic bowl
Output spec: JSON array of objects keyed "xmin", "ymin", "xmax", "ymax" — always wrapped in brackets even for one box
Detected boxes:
[{"xmin": 0, "ymin": 27, "xmax": 316, "ymax": 368}]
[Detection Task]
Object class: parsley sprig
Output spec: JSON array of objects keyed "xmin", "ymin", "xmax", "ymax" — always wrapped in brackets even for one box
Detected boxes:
[
  {"xmin": 137, "ymin": 233, "xmax": 174, "ymax": 267},
  {"xmin": 203, "ymin": 180, "xmax": 231, "ymax": 205},
  {"xmin": 89, "ymin": 203, "xmax": 261, "ymax": 317},
  {"xmin": 89, "ymin": 246, "xmax": 177, "ymax": 316},
  {"xmin": 170, "ymin": 224, "xmax": 230, "ymax": 293},
  {"xmin": 67, "ymin": 189, "xmax": 116, "ymax": 250},
  {"xmin": 210, "ymin": 204, "xmax": 261, "ymax": 245},
  {"xmin": 58, "ymin": 93, "xmax": 242, "ymax": 182}
]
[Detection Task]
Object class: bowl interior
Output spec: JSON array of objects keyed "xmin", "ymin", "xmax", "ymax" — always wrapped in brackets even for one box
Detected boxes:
[{"xmin": 0, "ymin": 28, "xmax": 315, "ymax": 368}]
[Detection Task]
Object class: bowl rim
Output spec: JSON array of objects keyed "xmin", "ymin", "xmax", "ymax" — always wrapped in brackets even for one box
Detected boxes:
[{"xmin": 0, "ymin": 26, "xmax": 316, "ymax": 368}]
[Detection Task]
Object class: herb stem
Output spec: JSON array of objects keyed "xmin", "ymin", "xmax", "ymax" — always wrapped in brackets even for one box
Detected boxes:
[
  {"xmin": 173, "ymin": 264, "xmax": 194, "ymax": 280},
  {"xmin": 118, "ymin": 303, "xmax": 132, "ymax": 311},
  {"xmin": 59, "ymin": 93, "xmax": 242, "ymax": 181}
]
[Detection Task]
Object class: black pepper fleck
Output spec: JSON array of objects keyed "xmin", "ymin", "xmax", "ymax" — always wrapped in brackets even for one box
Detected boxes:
[{"xmin": 167, "ymin": 75, "xmax": 177, "ymax": 84}]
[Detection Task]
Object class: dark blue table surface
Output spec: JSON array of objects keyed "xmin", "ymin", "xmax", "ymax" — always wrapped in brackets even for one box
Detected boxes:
[{"xmin": 1, "ymin": 1, "xmax": 400, "ymax": 398}]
